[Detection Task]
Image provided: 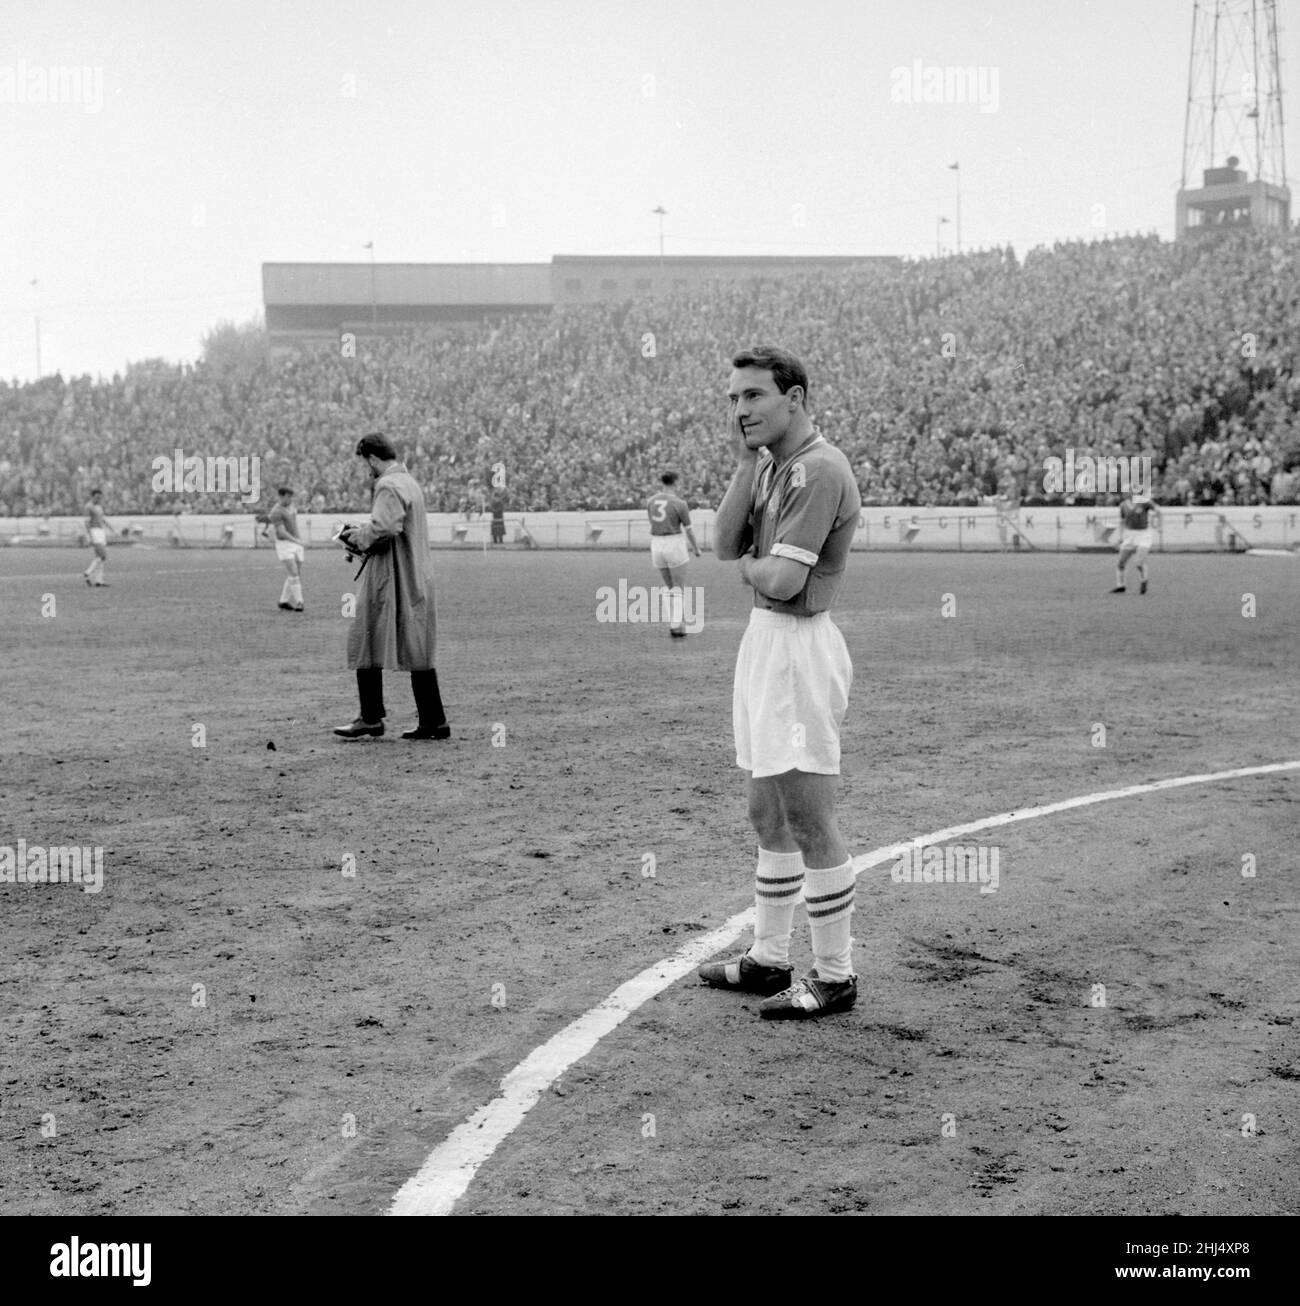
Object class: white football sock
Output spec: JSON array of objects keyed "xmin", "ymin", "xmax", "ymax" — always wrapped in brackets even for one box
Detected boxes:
[
  {"xmin": 289, "ymin": 578, "xmax": 303, "ymax": 606},
  {"xmin": 805, "ymin": 859, "xmax": 856, "ymax": 982},
  {"xmin": 669, "ymin": 586, "xmax": 684, "ymax": 630},
  {"xmin": 750, "ymin": 847, "xmax": 805, "ymax": 967}
]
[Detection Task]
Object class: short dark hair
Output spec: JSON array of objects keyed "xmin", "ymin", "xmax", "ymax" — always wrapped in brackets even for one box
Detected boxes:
[
  {"xmin": 277, "ymin": 486, "xmax": 293, "ymax": 497},
  {"xmin": 355, "ymin": 432, "xmax": 397, "ymax": 461},
  {"xmin": 90, "ymin": 488, "xmax": 102, "ymax": 497},
  {"xmin": 731, "ymin": 345, "xmax": 809, "ymax": 409},
  {"xmin": 660, "ymin": 471, "xmax": 678, "ymax": 486}
]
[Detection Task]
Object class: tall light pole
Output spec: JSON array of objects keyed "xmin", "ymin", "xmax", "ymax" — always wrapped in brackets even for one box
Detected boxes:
[
  {"xmin": 30, "ymin": 278, "xmax": 40, "ymax": 378},
  {"xmin": 949, "ymin": 161, "xmax": 961, "ymax": 252},
  {"xmin": 651, "ymin": 206, "xmax": 667, "ymax": 261},
  {"xmin": 364, "ymin": 241, "xmax": 376, "ymax": 326},
  {"xmin": 935, "ymin": 215, "xmax": 950, "ymax": 256}
]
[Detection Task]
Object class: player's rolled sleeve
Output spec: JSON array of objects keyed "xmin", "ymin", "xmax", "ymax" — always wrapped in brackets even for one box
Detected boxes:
[
  {"xmin": 769, "ymin": 541, "xmax": 819, "ymax": 566},
  {"xmin": 769, "ymin": 466, "xmax": 840, "ymax": 562}
]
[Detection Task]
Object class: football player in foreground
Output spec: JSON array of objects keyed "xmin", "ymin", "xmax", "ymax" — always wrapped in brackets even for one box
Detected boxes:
[
  {"xmin": 645, "ymin": 471, "xmax": 701, "ymax": 637},
  {"xmin": 1112, "ymin": 492, "xmax": 1160, "ymax": 594},
  {"xmin": 698, "ymin": 346, "xmax": 862, "ymax": 1019}
]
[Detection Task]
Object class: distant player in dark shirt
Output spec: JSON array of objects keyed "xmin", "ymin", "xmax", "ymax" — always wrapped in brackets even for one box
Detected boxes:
[
  {"xmin": 82, "ymin": 489, "xmax": 112, "ymax": 587},
  {"xmin": 268, "ymin": 487, "xmax": 305, "ymax": 611},
  {"xmin": 645, "ymin": 472, "xmax": 701, "ymax": 637},
  {"xmin": 1111, "ymin": 494, "xmax": 1159, "ymax": 594}
]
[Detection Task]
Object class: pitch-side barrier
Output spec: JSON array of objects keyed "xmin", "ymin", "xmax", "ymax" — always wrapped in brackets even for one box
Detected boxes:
[{"xmin": 4, "ymin": 506, "xmax": 1300, "ymax": 552}]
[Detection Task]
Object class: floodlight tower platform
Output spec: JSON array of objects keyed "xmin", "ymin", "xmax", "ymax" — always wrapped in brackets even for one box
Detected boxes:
[{"xmin": 1176, "ymin": 0, "xmax": 1290, "ymax": 238}]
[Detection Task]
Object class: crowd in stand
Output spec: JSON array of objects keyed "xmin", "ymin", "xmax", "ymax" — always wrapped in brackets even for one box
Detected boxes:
[{"xmin": 2, "ymin": 226, "xmax": 1298, "ymax": 518}]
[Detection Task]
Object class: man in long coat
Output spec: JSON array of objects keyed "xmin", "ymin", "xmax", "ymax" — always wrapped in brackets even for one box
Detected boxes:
[{"xmin": 333, "ymin": 433, "xmax": 451, "ymax": 741}]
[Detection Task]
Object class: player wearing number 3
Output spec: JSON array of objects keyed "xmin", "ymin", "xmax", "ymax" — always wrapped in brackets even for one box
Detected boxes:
[
  {"xmin": 645, "ymin": 471, "xmax": 701, "ymax": 637},
  {"xmin": 268, "ymin": 486, "xmax": 305, "ymax": 611},
  {"xmin": 698, "ymin": 346, "xmax": 862, "ymax": 1019}
]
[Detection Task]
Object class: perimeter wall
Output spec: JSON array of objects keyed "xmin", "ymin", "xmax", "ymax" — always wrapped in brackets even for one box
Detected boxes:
[{"xmin": 4, "ymin": 507, "xmax": 1299, "ymax": 553}]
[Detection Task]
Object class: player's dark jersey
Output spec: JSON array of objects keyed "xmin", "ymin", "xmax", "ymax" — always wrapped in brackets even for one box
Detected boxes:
[
  {"xmin": 646, "ymin": 492, "xmax": 690, "ymax": 536},
  {"xmin": 745, "ymin": 433, "xmax": 861, "ymax": 617},
  {"xmin": 1121, "ymin": 500, "xmax": 1155, "ymax": 531},
  {"xmin": 269, "ymin": 502, "xmax": 299, "ymax": 541}
]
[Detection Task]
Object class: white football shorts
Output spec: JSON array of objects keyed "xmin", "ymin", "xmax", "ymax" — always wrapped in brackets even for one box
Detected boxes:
[
  {"xmin": 650, "ymin": 534, "xmax": 690, "ymax": 570},
  {"xmin": 1120, "ymin": 529, "xmax": 1153, "ymax": 555},
  {"xmin": 275, "ymin": 541, "xmax": 305, "ymax": 564},
  {"xmin": 733, "ymin": 608, "xmax": 852, "ymax": 778},
  {"xmin": 88, "ymin": 527, "xmax": 107, "ymax": 547}
]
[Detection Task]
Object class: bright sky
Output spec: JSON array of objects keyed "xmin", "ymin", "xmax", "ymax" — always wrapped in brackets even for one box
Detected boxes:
[{"xmin": 3, "ymin": 0, "xmax": 1296, "ymax": 382}]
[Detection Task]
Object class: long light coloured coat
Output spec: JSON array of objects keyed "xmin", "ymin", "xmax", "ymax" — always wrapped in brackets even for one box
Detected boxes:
[{"xmin": 345, "ymin": 464, "xmax": 438, "ymax": 671}]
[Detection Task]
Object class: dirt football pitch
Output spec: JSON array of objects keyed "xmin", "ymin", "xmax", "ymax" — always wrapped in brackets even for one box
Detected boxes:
[{"xmin": 1, "ymin": 542, "xmax": 1297, "ymax": 1217}]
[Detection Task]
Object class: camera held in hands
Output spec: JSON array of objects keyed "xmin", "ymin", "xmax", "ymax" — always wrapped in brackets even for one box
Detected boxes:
[{"xmin": 332, "ymin": 522, "xmax": 361, "ymax": 562}]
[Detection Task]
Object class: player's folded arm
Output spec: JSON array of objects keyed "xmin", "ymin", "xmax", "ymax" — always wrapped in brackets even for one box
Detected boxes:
[
  {"xmin": 753, "ymin": 548, "xmax": 814, "ymax": 601},
  {"xmin": 715, "ymin": 516, "xmax": 755, "ymax": 562},
  {"xmin": 715, "ymin": 465, "xmax": 762, "ymax": 560}
]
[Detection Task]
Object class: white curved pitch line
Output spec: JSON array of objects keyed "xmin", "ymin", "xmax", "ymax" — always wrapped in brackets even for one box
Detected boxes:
[
  {"xmin": 851, "ymin": 758, "xmax": 1300, "ymax": 870},
  {"xmin": 388, "ymin": 758, "xmax": 1300, "ymax": 1216}
]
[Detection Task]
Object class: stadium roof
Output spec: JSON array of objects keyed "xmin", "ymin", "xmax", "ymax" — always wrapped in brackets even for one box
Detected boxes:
[
  {"xmin": 551, "ymin": 253, "xmax": 895, "ymax": 268},
  {"xmin": 263, "ymin": 262, "xmax": 552, "ymax": 307}
]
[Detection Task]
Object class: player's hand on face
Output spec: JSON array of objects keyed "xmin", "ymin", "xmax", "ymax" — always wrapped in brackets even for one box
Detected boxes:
[{"xmin": 729, "ymin": 396, "xmax": 756, "ymax": 462}]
